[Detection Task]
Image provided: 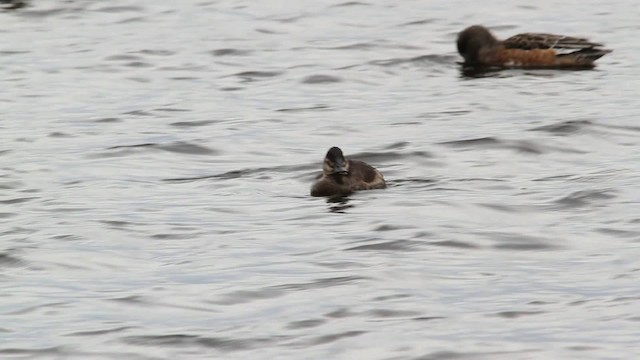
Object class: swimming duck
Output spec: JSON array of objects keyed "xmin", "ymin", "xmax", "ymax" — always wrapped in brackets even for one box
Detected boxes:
[
  {"xmin": 310, "ymin": 147, "xmax": 386, "ymax": 197},
  {"xmin": 456, "ymin": 25, "xmax": 612, "ymax": 68}
]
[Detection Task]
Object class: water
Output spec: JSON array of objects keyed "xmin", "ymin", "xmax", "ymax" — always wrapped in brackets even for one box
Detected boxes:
[{"xmin": 2, "ymin": 0, "xmax": 640, "ymax": 359}]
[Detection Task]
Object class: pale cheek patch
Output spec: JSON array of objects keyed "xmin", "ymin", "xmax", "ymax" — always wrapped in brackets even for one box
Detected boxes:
[{"xmin": 323, "ymin": 162, "xmax": 333, "ymax": 174}]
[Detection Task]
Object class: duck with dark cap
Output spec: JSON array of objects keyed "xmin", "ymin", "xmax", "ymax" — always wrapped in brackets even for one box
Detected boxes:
[{"xmin": 310, "ymin": 147, "xmax": 386, "ymax": 197}]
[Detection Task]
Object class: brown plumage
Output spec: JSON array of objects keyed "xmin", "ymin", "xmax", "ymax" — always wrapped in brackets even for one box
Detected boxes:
[
  {"xmin": 457, "ymin": 25, "xmax": 612, "ymax": 68},
  {"xmin": 310, "ymin": 147, "xmax": 386, "ymax": 197}
]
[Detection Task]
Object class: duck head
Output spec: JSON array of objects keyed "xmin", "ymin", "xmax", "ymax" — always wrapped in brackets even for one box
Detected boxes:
[
  {"xmin": 323, "ymin": 146, "xmax": 349, "ymax": 177},
  {"xmin": 457, "ymin": 25, "xmax": 499, "ymax": 64}
]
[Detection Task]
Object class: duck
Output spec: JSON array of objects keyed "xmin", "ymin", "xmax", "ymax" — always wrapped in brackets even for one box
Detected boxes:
[
  {"xmin": 456, "ymin": 25, "xmax": 612, "ymax": 69},
  {"xmin": 310, "ymin": 147, "xmax": 386, "ymax": 197}
]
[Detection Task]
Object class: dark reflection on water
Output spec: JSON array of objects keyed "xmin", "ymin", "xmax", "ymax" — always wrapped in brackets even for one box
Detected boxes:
[
  {"xmin": 326, "ymin": 197, "xmax": 354, "ymax": 213},
  {"xmin": 459, "ymin": 65, "xmax": 598, "ymax": 79},
  {"xmin": 2, "ymin": 0, "xmax": 640, "ymax": 359},
  {"xmin": 458, "ymin": 64, "xmax": 507, "ymax": 79}
]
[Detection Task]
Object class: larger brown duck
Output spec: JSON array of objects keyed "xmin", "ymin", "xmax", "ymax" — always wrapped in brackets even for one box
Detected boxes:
[
  {"xmin": 310, "ymin": 147, "xmax": 386, "ymax": 197},
  {"xmin": 456, "ymin": 25, "xmax": 611, "ymax": 68}
]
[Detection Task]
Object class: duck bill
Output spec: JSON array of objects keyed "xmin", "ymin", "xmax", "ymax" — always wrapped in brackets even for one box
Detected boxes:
[{"xmin": 332, "ymin": 165, "xmax": 348, "ymax": 175}]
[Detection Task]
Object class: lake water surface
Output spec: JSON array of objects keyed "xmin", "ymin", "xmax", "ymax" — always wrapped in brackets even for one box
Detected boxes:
[{"xmin": 2, "ymin": 0, "xmax": 640, "ymax": 359}]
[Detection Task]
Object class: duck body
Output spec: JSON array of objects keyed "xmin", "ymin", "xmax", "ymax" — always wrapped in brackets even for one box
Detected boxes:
[
  {"xmin": 457, "ymin": 25, "xmax": 611, "ymax": 69},
  {"xmin": 310, "ymin": 147, "xmax": 385, "ymax": 197}
]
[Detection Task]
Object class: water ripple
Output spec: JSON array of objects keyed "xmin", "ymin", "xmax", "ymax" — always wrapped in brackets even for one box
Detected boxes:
[
  {"xmin": 345, "ymin": 239, "xmax": 423, "ymax": 251},
  {"xmin": 122, "ymin": 334, "xmax": 275, "ymax": 351},
  {"xmin": 552, "ymin": 189, "xmax": 616, "ymax": 209},
  {"xmin": 98, "ymin": 141, "xmax": 217, "ymax": 157}
]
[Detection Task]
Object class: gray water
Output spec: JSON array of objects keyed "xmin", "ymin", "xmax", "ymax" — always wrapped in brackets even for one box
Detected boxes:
[{"xmin": 2, "ymin": 0, "xmax": 640, "ymax": 359}]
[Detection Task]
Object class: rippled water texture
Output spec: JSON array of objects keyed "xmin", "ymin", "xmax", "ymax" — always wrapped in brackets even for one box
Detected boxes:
[{"xmin": 2, "ymin": 0, "xmax": 640, "ymax": 359}]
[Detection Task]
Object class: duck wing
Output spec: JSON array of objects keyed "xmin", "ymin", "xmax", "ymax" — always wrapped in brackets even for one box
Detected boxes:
[{"xmin": 503, "ymin": 33, "xmax": 605, "ymax": 50}]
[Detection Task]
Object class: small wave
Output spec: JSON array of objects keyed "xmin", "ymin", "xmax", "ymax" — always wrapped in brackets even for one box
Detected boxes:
[
  {"xmin": 478, "ymin": 232, "xmax": 560, "ymax": 251},
  {"xmin": 66, "ymin": 326, "xmax": 134, "ymax": 337},
  {"xmin": 286, "ymin": 319, "xmax": 325, "ymax": 329},
  {"xmin": 16, "ymin": 9, "xmax": 67, "ymax": 18},
  {"xmin": 595, "ymin": 227, "xmax": 640, "ymax": 238},
  {"xmin": 429, "ymin": 240, "xmax": 478, "ymax": 249},
  {"xmin": 366, "ymin": 309, "xmax": 421, "ymax": 318},
  {"xmin": 99, "ymin": 141, "xmax": 217, "ymax": 157},
  {"xmin": 137, "ymin": 49, "xmax": 174, "ymax": 56},
  {"xmin": 0, "ymin": 196, "xmax": 36, "ymax": 205},
  {"xmin": 398, "ymin": 18, "xmax": 437, "ymax": 27},
  {"xmin": 411, "ymin": 349, "xmax": 539, "ymax": 360},
  {"xmin": 530, "ymin": 120, "xmax": 594, "ymax": 135},
  {"xmin": 169, "ymin": 120, "xmax": 216, "ymax": 127},
  {"xmin": 48, "ymin": 132, "xmax": 73, "ymax": 138},
  {"xmin": 95, "ymin": 6, "xmax": 143, "ymax": 13},
  {"xmin": 155, "ymin": 107, "xmax": 190, "ymax": 112},
  {"xmin": 493, "ymin": 310, "xmax": 546, "ymax": 319},
  {"xmin": 301, "ymin": 74, "xmax": 342, "ymax": 84},
  {"xmin": 210, "ymin": 48, "xmax": 252, "ymax": 56},
  {"xmin": 552, "ymin": 189, "xmax": 616, "ymax": 209},
  {"xmin": 232, "ymin": 71, "xmax": 283, "ymax": 81},
  {"xmin": 122, "ymin": 334, "xmax": 273, "ymax": 351},
  {"xmin": 213, "ymin": 276, "xmax": 366, "ymax": 305},
  {"xmin": 370, "ymin": 54, "xmax": 456, "ymax": 67},
  {"xmin": 276, "ymin": 104, "xmax": 330, "ymax": 112},
  {"xmin": 305, "ymin": 330, "xmax": 366, "ymax": 346},
  {"xmin": 93, "ymin": 117, "xmax": 121, "ymax": 123},
  {"xmin": 330, "ymin": 1, "xmax": 370, "ymax": 7},
  {"xmin": 155, "ymin": 142, "xmax": 216, "ymax": 155},
  {"xmin": 0, "ymin": 50, "xmax": 29, "ymax": 55},
  {"xmin": 0, "ymin": 252, "xmax": 23, "ymax": 267},
  {"xmin": 3, "ymin": 301, "xmax": 66, "ymax": 316},
  {"xmin": 164, "ymin": 164, "xmax": 315, "ymax": 182},
  {"xmin": 327, "ymin": 41, "xmax": 420, "ymax": 51},
  {"xmin": 104, "ymin": 54, "xmax": 142, "ymax": 62},
  {"xmin": 349, "ymin": 149, "xmax": 433, "ymax": 163},
  {"xmin": 346, "ymin": 239, "xmax": 423, "ymax": 251},
  {"xmin": 0, "ymin": 347, "xmax": 64, "ymax": 356},
  {"xmin": 438, "ymin": 136, "xmax": 585, "ymax": 154}
]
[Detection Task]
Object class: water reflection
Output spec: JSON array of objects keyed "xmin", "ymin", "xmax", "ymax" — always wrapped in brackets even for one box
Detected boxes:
[
  {"xmin": 327, "ymin": 197, "xmax": 354, "ymax": 213},
  {"xmin": 459, "ymin": 65, "xmax": 505, "ymax": 78}
]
